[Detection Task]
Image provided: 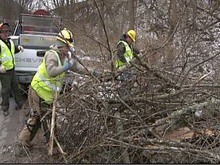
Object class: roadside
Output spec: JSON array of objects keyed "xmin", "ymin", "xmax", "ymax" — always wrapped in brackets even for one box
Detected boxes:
[
  {"xmin": 0, "ymin": 84, "xmax": 59, "ymax": 163},
  {"xmin": 0, "ymin": 81, "xmax": 23, "ymax": 162}
]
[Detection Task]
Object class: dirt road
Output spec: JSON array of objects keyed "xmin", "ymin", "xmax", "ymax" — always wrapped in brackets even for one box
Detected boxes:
[
  {"xmin": 0, "ymin": 98, "xmax": 24, "ymax": 151},
  {"xmin": 0, "ymin": 83, "xmax": 26, "ymax": 162},
  {"xmin": 0, "ymin": 85, "xmax": 57, "ymax": 163}
]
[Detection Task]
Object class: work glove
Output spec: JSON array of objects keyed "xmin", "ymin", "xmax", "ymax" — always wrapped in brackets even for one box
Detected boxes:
[
  {"xmin": 0, "ymin": 65, "xmax": 6, "ymax": 73},
  {"xmin": 18, "ymin": 45, "xmax": 24, "ymax": 52},
  {"xmin": 63, "ymin": 60, "xmax": 74, "ymax": 71},
  {"xmin": 67, "ymin": 48, "xmax": 76, "ymax": 59},
  {"xmin": 69, "ymin": 47, "xmax": 75, "ymax": 54}
]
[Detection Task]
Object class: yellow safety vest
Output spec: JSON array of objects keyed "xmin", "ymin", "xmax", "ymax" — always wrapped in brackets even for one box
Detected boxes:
[
  {"xmin": 0, "ymin": 39, "xmax": 15, "ymax": 70},
  {"xmin": 31, "ymin": 50, "xmax": 65, "ymax": 104},
  {"xmin": 115, "ymin": 41, "xmax": 133, "ymax": 70}
]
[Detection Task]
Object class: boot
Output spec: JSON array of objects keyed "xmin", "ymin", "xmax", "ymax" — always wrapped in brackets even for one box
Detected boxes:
[
  {"xmin": 1, "ymin": 105, "xmax": 9, "ymax": 116},
  {"xmin": 3, "ymin": 110, "xmax": 9, "ymax": 116},
  {"xmin": 19, "ymin": 117, "xmax": 38, "ymax": 148},
  {"xmin": 15, "ymin": 105, "xmax": 22, "ymax": 110},
  {"xmin": 19, "ymin": 127, "xmax": 33, "ymax": 148}
]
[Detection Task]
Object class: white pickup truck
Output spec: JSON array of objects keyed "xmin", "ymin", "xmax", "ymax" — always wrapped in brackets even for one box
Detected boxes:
[{"xmin": 10, "ymin": 10, "xmax": 62, "ymax": 86}]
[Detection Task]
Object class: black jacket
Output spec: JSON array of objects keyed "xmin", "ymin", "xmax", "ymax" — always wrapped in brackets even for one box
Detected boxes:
[{"xmin": 116, "ymin": 34, "xmax": 139, "ymax": 63}]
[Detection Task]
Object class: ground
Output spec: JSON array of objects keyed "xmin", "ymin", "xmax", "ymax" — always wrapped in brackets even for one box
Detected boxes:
[{"xmin": 0, "ymin": 88, "xmax": 62, "ymax": 163}]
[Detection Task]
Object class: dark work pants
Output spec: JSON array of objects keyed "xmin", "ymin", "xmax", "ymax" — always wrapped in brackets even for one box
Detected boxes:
[
  {"xmin": 118, "ymin": 70, "xmax": 135, "ymax": 96},
  {"xmin": 0, "ymin": 70, "xmax": 23, "ymax": 111}
]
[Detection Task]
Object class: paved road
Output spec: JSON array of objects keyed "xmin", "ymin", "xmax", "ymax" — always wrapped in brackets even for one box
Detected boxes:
[{"xmin": 0, "ymin": 84, "xmax": 26, "ymax": 155}]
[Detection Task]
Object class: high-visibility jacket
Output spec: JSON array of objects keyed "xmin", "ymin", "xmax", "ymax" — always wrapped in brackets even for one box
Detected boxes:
[
  {"xmin": 115, "ymin": 40, "xmax": 133, "ymax": 70},
  {"xmin": 0, "ymin": 39, "xmax": 15, "ymax": 70},
  {"xmin": 31, "ymin": 50, "xmax": 65, "ymax": 104}
]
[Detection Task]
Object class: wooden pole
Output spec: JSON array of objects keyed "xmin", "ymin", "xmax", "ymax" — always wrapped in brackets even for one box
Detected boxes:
[{"xmin": 48, "ymin": 91, "xmax": 58, "ymax": 155}]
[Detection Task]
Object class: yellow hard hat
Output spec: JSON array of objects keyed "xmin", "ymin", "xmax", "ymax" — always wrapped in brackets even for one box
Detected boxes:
[
  {"xmin": 57, "ymin": 28, "xmax": 74, "ymax": 47},
  {"xmin": 127, "ymin": 29, "xmax": 136, "ymax": 42}
]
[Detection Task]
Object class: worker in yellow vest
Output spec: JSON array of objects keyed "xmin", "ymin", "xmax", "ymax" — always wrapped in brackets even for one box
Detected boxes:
[
  {"xmin": 115, "ymin": 30, "xmax": 140, "ymax": 95},
  {"xmin": 19, "ymin": 28, "xmax": 101, "ymax": 148},
  {"xmin": 115, "ymin": 30, "xmax": 140, "ymax": 70},
  {"xmin": 0, "ymin": 22, "xmax": 24, "ymax": 116}
]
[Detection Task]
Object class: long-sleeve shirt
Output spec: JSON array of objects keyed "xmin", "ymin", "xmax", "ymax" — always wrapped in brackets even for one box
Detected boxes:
[{"xmin": 44, "ymin": 48, "xmax": 89, "ymax": 78}]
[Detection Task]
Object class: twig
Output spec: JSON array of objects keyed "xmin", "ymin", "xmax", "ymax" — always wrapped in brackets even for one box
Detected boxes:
[
  {"xmin": 133, "ymin": 53, "xmax": 180, "ymax": 90},
  {"xmin": 150, "ymin": 72, "xmax": 211, "ymax": 100},
  {"xmin": 22, "ymin": 144, "xmax": 32, "ymax": 162},
  {"xmin": 107, "ymin": 137, "xmax": 220, "ymax": 162},
  {"xmin": 180, "ymin": 51, "xmax": 220, "ymax": 87},
  {"xmin": 153, "ymin": 97, "xmax": 220, "ymax": 127},
  {"xmin": 54, "ymin": 136, "xmax": 68, "ymax": 163},
  {"xmin": 93, "ymin": 0, "xmax": 114, "ymax": 71},
  {"xmin": 48, "ymin": 91, "xmax": 58, "ymax": 155},
  {"xmin": 115, "ymin": 112, "xmax": 130, "ymax": 163}
]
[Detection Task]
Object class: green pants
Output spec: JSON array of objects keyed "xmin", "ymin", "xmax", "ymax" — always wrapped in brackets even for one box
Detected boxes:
[{"xmin": 0, "ymin": 70, "xmax": 23, "ymax": 111}]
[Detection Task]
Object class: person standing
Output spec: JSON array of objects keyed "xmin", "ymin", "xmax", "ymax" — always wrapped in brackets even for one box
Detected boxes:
[
  {"xmin": 115, "ymin": 29, "xmax": 140, "ymax": 95},
  {"xmin": 115, "ymin": 29, "xmax": 139, "ymax": 70},
  {"xmin": 0, "ymin": 22, "xmax": 24, "ymax": 116},
  {"xmin": 19, "ymin": 28, "xmax": 101, "ymax": 148}
]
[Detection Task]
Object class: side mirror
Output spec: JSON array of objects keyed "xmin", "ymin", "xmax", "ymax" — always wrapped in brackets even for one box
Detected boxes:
[{"xmin": 37, "ymin": 51, "xmax": 46, "ymax": 57}]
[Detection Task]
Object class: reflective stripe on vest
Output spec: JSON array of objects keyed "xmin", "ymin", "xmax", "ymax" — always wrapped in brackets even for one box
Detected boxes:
[
  {"xmin": 31, "ymin": 50, "xmax": 65, "ymax": 104},
  {"xmin": 115, "ymin": 40, "xmax": 133, "ymax": 70},
  {"xmin": 36, "ymin": 72, "xmax": 61, "ymax": 92},
  {"xmin": 0, "ymin": 40, "xmax": 15, "ymax": 70}
]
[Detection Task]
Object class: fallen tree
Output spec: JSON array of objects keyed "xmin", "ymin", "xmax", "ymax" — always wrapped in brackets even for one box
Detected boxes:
[{"xmin": 53, "ymin": 53, "xmax": 220, "ymax": 163}]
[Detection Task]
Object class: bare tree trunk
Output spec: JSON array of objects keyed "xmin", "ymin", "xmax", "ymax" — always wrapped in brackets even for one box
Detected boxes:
[
  {"xmin": 98, "ymin": 0, "xmax": 105, "ymax": 40},
  {"xmin": 48, "ymin": 92, "xmax": 58, "ymax": 155},
  {"xmin": 167, "ymin": 0, "xmax": 178, "ymax": 44},
  {"xmin": 128, "ymin": 0, "xmax": 135, "ymax": 30}
]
